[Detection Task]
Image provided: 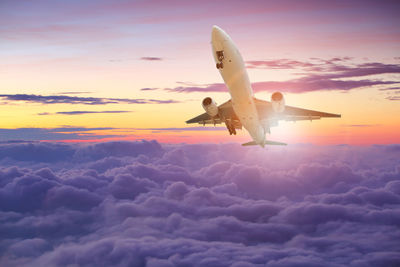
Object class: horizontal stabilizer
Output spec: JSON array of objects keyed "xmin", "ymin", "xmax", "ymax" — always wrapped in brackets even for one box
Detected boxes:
[
  {"xmin": 265, "ymin": 140, "xmax": 287, "ymax": 146},
  {"xmin": 241, "ymin": 141, "xmax": 258, "ymax": 146},
  {"xmin": 241, "ymin": 140, "xmax": 287, "ymax": 146}
]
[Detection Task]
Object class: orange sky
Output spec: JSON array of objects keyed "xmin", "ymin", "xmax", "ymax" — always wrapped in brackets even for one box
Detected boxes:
[{"xmin": 1, "ymin": 0, "xmax": 399, "ymax": 144}]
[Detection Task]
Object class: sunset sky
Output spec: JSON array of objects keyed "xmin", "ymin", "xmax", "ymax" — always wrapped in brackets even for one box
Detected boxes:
[
  {"xmin": 1, "ymin": 0, "xmax": 399, "ymax": 144},
  {"xmin": 1, "ymin": 2, "xmax": 400, "ymax": 265}
]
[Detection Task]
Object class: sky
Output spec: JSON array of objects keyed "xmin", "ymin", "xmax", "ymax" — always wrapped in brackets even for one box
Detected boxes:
[
  {"xmin": 1, "ymin": 2, "xmax": 400, "ymax": 265},
  {"xmin": 1, "ymin": 0, "xmax": 400, "ymax": 144}
]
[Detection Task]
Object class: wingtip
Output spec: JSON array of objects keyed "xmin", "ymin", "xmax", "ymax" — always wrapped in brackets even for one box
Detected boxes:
[
  {"xmin": 186, "ymin": 119, "xmax": 199, "ymax": 124},
  {"xmin": 330, "ymin": 113, "xmax": 341, "ymax": 118}
]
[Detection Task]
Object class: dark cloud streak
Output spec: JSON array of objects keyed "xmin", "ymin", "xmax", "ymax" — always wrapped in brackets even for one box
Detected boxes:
[
  {"xmin": 135, "ymin": 127, "xmax": 226, "ymax": 132},
  {"xmin": 0, "ymin": 127, "xmax": 119, "ymax": 141},
  {"xmin": 342, "ymin": 124, "xmax": 380, "ymax": 127},
  {"xmin": 38, "ymin": 110, "xmax": 132, "ymax": 115},
  {"xmin": 386, "ymin": 96, "xmax": 400, "ymax": 101},
  {"xmin": 140, "ymin": 57, "xmax": 163, "ymax": 61},
  {"xmin": 0, "ymin": 94, "xmax": 178, "ymax": 105},
  {"xmin": 140, "ymin": 87, "xmax": 158, "ymax": 91},
  {"xmin": 57, "ymin": 91, "xmax": 92, "ymax": 95},
  {"xmin": 0, "ymin": 127, "xmax": 228, "ymax": 142},
  {"xmin": 163, "ymin": 58, "xmax": 400, "ymax": 94}
]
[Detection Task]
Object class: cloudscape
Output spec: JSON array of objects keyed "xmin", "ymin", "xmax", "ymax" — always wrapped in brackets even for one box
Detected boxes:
[
  {"xmin": 1, "ymin": 0, "xmax": 400, "ymax": 266},
  {"xmin": 1, "ymin": 141, "xmax": 399, "ymax": 266}
]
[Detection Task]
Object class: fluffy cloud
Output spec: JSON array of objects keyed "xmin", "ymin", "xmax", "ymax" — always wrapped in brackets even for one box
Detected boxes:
[{"xmin": 0, "ymin": 141, "xmax": 399, "ymax": 266}]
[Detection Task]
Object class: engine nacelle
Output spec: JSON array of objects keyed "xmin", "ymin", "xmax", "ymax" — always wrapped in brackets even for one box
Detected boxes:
[
  {"xmin": 271, "ymin": 92, "xmax": 285, "ymax": 113},
  {"xmin": 202, "ymin": 97, "xmax": 219, "ymax": 117}
]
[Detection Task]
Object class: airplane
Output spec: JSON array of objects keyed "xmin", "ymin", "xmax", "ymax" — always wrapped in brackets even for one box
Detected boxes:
[{"xmin": 186, "ymin": 25, "xmax": 341, "ymax": 147}]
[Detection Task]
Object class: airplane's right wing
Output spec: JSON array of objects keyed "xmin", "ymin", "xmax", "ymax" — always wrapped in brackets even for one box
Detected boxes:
[
  {"xmin": 254, "ymin": 98, "xmax": 341, "ymax": 122},
  {"xmin": 280, "ymin": 105, "xmax": 341, "ymax": 120}
]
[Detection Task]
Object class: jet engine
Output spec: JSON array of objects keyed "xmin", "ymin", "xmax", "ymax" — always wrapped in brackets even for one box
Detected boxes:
[
  {"xmin": 202, "ymin": 97, "xmax": 218, "ymax": 117},
  {"xmin": 271, "ymin": 92, "xmax": 285, "ymax": 113}
]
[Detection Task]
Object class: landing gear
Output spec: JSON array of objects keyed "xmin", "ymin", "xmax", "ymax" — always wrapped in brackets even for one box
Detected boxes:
[
  {"xmin": 225, "ymin": 121, "xmax": 236, "ymax": 135},
  {"xmin": 216, "ymin": 50, "xmax": 224, "ymax": 69},
  {"xmin": 216, "ymin": 51, "xmax": 224, "ymax": 61}
]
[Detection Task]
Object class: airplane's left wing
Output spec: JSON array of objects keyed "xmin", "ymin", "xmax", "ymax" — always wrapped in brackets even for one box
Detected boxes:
[
  {"xmin": 186, "ymin": 112, "xmax": 217, "ymax": 124},
  {"xmin": 186, "ymin": 100, "xmax": 241, "ymax": 128},
  {"xmin": 254, "ymin": 98, "xmax": 341, "ymax": 122}
]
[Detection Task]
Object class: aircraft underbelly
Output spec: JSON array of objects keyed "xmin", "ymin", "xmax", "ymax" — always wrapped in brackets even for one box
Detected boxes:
[
  {"xmin": 211, "ymin": 28, "xmax": 265, "ymax": 144},
  {"xmin": 217, "ymin": 42, "xmax": 264, "ymax": 143},
  {"xmin": 231, "ymin": 91, "xmax": 263, "ymax": 143}
]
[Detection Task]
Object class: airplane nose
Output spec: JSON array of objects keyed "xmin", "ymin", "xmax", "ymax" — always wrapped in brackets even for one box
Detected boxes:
[
  {"xmin": 211, "ymin": 25, "xmax": 224, "ymax": 42},
  {"xmin": 212, "ymin": 25, "xmax": 220, "ymax": 33}
]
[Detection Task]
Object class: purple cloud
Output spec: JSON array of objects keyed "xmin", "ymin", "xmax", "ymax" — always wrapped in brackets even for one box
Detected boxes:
[
  {"xmin": 135, "ymin": 127, "xmax": 226, "ymax": 132},
  {"xmin": 0, "ymin": 127, "xmax": 228, "ymax": 142},
  {"xmin": 38, "ymin": 110, "xmax": 132, "ymax": 115},
  {"xmin": 0, "ymin": 141, "xmax": 399, "ymax": 266},
  {"xmin": 0, "ymin": 127, "xmax": 119, "ymax": 141},
  {"xmin": 140, "ymin": 88, "xmax": 159, "ymax": 91},
  {"xmin": 163, "ymin": 59, "xmax": 400, "ymax": 94},
  {"xmin": 0, "ymin": 94, "xmax": 178, "ymax": 105},
  {"xmin": 386, "ymin": 96, "xmax": 400, "ymax": 101},
  {"xmin": 140, "ymin": 57, "xmax": 163, "ymax": 61},
  {"xmin": 57, "ymin": 91, "xmax": 92, "ymax": 95},
  {"xmin": 246, "ymin": 59, "xmax": 317, "ymax": 69},
  {"xmin": 379, "ymin": 87, "xmax": 400, "ymax": 91},
  {"xmin": 342, "ymin": 124, "xmax": 380, "ymax": 127}
]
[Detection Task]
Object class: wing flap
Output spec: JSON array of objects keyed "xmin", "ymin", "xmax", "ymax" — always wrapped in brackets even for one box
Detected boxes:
[
  {"xmin": 186, "ymin": 113, "xmax": 212, "ymax": 124},
  {"xmin": 284, "ymin": 105, "xmax": 341, "ymax": 118}
]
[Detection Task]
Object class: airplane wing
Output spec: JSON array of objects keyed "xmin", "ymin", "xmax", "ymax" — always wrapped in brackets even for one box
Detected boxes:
[
  {"xmin": 186, "ymin": 100, "xmax": 242, "ymax": 128},
  {"xmin": 254, "ymin": 98, "xmax": 341, "ymax": 122},
  {"xmin": 187, "ymin": 98, "xmax": 340, "ymax": 126}
]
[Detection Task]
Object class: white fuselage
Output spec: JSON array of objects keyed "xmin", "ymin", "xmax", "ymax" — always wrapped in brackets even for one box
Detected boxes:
[{"xmin": 211, "ymin": 26, "xmax": 265, "ymax": 146}]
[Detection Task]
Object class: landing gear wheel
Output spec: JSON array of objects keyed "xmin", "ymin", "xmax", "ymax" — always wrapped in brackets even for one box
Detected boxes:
[
  {"xmin": 216, "ymin": 51, "xmax": 224, "ymax": 61},
  {"xmin": 216, "ymin": 62, "xmax": 224, "ymax": 69},
  {"xmin": 225, "ymin": 121, "xmax": 236, "ymax": 135}
]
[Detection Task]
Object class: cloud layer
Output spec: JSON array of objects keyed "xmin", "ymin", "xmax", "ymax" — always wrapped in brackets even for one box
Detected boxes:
[
  {"xmin": 160, "ymin": 58, "xmax": 400, "ymax": 94},
  {"xmin": 0, "ymin": 141, "xmax": 399, "ymax": 266}
]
